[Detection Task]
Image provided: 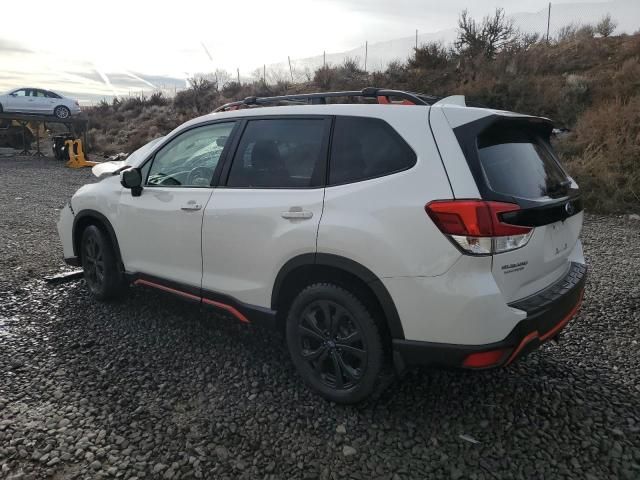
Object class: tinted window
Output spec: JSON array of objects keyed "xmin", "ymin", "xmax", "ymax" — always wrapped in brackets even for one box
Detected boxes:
[
  {"xmin": 329, "ymin": 116, "xmax": 416, "ymax": 185},
  {"xmin": 146, "ymin": 122, "xmax": 235, "ymax": 187},
  {"xmin": 227, "ymin": 119, "xmax": 327, "ymax": 188},
  {"xmin": 45, "ymin": 90, "xmax": 61, "ymax": 99},
  {"xmin": 477, "ymin": 126, "xmax": 569, "ymax": 199}
]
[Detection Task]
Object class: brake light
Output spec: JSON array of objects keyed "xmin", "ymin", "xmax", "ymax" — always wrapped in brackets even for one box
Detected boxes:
[{"xmin": 425, "ymin": 200, "xmax": 533, "ymax": 255}]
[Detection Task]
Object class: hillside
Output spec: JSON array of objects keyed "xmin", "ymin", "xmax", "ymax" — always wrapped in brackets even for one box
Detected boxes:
[
  {"xmin": 270, "ymin": 0, "xmax": 640, "ymax": 75},
  {"xmin": 86, "ymin": 32, "xmax": 640, "ymax": 213}
]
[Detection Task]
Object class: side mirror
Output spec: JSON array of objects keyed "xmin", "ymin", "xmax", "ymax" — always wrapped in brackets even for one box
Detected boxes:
[{"xmin": 120, "ymin": 168, "xmax": 142, "ymax": 197}]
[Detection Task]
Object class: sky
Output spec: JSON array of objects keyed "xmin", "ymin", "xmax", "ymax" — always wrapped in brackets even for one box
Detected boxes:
[{"xmin": 0, "ymin": 0, "xmax": 620, "ymax": 102}]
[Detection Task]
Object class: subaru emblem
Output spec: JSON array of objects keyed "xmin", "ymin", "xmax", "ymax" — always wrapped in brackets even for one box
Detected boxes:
[{"xmin": 565, "ymin": 201, "xmax": 575, "ymax": 216}]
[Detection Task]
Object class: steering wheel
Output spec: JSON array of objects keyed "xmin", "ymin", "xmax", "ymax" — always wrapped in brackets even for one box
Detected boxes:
[{"xmin": 187, "ymin": 166, "xmax": 214, "ymax": 186}]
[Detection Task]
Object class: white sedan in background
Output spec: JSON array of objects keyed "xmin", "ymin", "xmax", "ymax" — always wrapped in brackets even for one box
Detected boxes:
[{"xmin": 0, "ymin": 87, "xmax": 81, "ymax": 119}]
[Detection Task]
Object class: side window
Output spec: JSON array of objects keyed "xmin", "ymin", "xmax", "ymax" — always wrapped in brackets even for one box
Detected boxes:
[
  {"xmin": 146, "ymin": 122, "xmax": 235, "ymax": 187},
  {"xmin": 13, "ymin": 89, "xmax": 26, "ymax": 97},
  {"xmin": 227, "ymin": 118, "xmax": 327, "ymax": 188},
  {"xmin": 329, "ymin": 116, "xmax": 416, "ymax": 185},
  {"xmin": 35, "ymin": 90, "xmax": 46, "ymax": 97},
  {"xmin": 45, "ymin": 91, "xmax": 61, "ymax": 99}
]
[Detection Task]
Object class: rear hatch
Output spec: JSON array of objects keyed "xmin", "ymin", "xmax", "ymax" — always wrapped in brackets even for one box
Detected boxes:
[{"xmin": 448, "ymin": 111, "xmax": 583, "ymax": 303}]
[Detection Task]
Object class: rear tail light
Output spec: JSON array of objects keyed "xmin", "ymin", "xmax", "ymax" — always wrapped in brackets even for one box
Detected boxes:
[{"xmin": 425, "ymin": 200, "xmax": 533, "ymax": 255}]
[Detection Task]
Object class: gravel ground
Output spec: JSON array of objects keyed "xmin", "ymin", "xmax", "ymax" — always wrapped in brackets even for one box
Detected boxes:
[{"xmin": 1, "ymin": 156, "xmax": 639, "ymax": 480}]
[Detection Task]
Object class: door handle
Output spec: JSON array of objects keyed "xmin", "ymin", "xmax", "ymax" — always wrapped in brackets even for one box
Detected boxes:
[
  {"xmin": 181, "ymin": 202, "xmax": 202, "ymax": 211},
  {"xmin": 281, "ymin": 208, "xmax": 313, "ymax": 220}
]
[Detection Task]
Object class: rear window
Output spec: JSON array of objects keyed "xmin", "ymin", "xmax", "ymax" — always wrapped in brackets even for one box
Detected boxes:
[{"xmin": 477, "ymin": 126, "xmax": 569, "ymax": 199}]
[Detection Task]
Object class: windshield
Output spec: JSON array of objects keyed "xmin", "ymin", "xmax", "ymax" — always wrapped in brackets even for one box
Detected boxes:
[
  {"xmin": 126, "ymin": 137, "xmax": 164, "ymax": 166},
  {"xmin": 477, "ymin": 126, "xmax": 570, "ymax": 200}
]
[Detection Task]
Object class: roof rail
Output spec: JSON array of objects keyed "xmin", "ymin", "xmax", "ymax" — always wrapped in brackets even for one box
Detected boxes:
[{"xmin": 213, "ymin": 88, "xmax": 440, "ymax": 112}]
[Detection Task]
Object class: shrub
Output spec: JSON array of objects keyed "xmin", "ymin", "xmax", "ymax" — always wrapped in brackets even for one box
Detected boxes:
[
  {"xmin": 408, "ymin": 42, "xmax": 451, "ymax": 70},
  {"xmin": 455, "ymin": 8, "xmax": 518, "ymax": 58},
  {"xmin": 596, "ymin": 14, "xmax": 617, "ymax": 37},
  {"xmin": 559, "ymin": 97, "xmax": 640, "ymax": 212}
]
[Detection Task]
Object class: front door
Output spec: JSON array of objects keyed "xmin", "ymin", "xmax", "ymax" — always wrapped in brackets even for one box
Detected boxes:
[
  {"xmin": 6, "ymin": 89, "xmax": 31, "ymax": 112},
  {"xmin": 202, "ymin": 117, "xmax": 330, "ymax": 308},
  {"xmin": 116, "ymin": 121, "xmax": 238, "ymax": 289}
]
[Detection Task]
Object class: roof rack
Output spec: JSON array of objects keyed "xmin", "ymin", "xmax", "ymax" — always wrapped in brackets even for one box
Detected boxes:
[{"xmin": 214, "ymin": 87, "xmax": 441, "ymax": 112}]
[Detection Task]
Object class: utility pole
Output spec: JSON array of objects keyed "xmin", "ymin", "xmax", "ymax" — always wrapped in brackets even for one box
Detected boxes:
[
  {"xmin": 237, "ymin": 68, "xmax": 240, "ymax": 85},
  {"xmin": 546, "ymin": 2, "xmax": 551, "ymax": 43},
  {"xmin": 288, "ymin": 56, "xmax": 293, "ymax": 82},
  {"xmin": 364, "ymin": 41, "xmax": 368, "ymax": 72},
  {"xmin": 323, "ymin": 51, "xmax": 326, "ymax": 67},
  {"xmin": 263, "ymin": 64, "xmax": 266, "ymax": 84},
  {"xmin": 415, "ymin": 29, "xmax": 418, "ymax": 50}
]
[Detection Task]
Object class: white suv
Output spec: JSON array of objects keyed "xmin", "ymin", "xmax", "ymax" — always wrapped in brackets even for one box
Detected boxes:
[{"xmin": 57, "ymin": 88, "xmax": 587, "ymax": 403}]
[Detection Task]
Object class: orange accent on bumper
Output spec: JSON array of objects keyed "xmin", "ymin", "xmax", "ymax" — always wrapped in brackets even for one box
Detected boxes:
[
  {"xmin": 539, "ymin": 290, "xmax": 584, "ymax": 342},
  {"xmin": 505, "ymin": 289, "xmax": 584, "ymax": 366},
  {"xmin": 462, "ymin": 348, "xmax": 509, "ymax": 368}
]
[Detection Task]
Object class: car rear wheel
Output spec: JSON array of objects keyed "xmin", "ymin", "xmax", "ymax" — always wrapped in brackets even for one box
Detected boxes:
[
  {"xmin": 80, "ymin": 225, "xmax": 126, "ymax": 300},
  {"xmin": 54, "ymin": 105, "xmax": 71, "ymax": 119},
  {"xmin": 286, "ymin": 283, "xmax": 384, "ymax": 404}
]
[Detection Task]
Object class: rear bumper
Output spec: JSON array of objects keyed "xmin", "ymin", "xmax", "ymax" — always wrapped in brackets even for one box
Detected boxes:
[{"xmin": 392, "ymin": 262, "xmax": 587, "ymax": 370}]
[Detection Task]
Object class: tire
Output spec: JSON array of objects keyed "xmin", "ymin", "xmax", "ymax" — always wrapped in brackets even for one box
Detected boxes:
[
  {"xmin": 54, "ymin": 105, "xmax": 71, "ymax": 119},
  {"xmin": 80, "ymin": 225, "xmax": 126, "ymax": 300},
  {"xmin": 286, "ymin": 283, "xmax": 384, "ymax": 404}
]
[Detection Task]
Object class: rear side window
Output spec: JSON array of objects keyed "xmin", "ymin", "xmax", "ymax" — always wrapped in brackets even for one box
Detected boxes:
[
  {"xmin": 329, "ymin": 116, "xmax": 416, "ymax": 185},
  {"xmin": 227, "ymin": 118, "xmax": 327, "ymax": 188},
  {"xmin": 477, "ymin": 126, "xmax": 569, "ymax": 200}
]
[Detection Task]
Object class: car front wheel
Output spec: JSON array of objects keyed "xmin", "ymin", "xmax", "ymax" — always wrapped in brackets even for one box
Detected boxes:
[
  {"xmin": 80, "ymin": 225, "xmax": 126, "ymax": 300},
  {"xmin": 286, "ymin": 283, "xmax": 384, "ymax": 404},
  {"xmin": 54, "ymin": 105, "xmax": 71, "ymax": 119}
]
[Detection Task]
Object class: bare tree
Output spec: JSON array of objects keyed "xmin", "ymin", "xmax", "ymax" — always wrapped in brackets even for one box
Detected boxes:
[
  {"xmin": 455, "ymin": 8, "xmax": 518, "ymax": 59},
  {"xmin": 596, "ymin": 14, "xmax": 617, "ymax": 37}
]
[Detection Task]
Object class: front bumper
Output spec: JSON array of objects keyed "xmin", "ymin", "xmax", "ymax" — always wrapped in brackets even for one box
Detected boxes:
[
  {"xmin": 392, "ymin": 262, "xmax": 587, "ymax": 371},
  {"xmin": 57, "ymin": 203, "xmax": 77, "ymax": 263}
]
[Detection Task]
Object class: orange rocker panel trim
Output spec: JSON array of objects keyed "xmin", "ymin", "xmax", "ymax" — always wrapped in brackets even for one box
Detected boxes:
[{"xmin": 133, "ymin": 279, "xmax": 250, "ymax": 324}]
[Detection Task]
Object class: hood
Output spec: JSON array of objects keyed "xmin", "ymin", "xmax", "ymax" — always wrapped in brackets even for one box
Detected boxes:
[
  {"xmin": 91, "ymin": 136, "xmax": 165, "ymax": 178},
  {"xmin": 92, "ymin": 160, "xmax": 127, "ymax": 178}
]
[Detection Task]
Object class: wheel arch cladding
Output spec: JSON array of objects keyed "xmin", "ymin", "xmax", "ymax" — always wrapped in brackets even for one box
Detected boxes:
[
  {"xmin": 73, "ymin": 210, "xmax": 123, "ymax": 268},
  {"xmin": 272, "ymin": 253, "xmax": 405, "ymax": 340}
]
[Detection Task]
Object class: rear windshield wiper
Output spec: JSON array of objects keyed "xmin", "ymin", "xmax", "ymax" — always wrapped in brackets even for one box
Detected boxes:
[{"xmin": 547, "ymin": 179, "xmax": 572, "ymax": 195}]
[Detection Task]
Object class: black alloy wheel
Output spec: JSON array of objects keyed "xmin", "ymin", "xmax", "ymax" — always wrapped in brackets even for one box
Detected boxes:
[
  {"xmin": 80, "ymin": 225, "xmax": 127, "ymax": 300},
  {"xmin": 286, "ymin": 283, "xmax": 384, "ymax": 403},
  {"xmin": 83, "ymin": 232, "xmax": 105, "ymax": 292},
  {"xmin": 298, "ymin": 299, "xmax": 367, "ymax": 390}
]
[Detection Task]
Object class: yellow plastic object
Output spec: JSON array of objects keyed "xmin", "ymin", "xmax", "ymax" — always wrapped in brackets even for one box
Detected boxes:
[{"xmin": 65, "ymin": 139, "xmax": 97, "ymax": 168}]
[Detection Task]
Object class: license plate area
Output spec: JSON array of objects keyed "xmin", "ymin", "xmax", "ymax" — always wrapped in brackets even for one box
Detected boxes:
[{"xmin": 545, "ymin": 222, "xmax": 571, "ymax": 261}]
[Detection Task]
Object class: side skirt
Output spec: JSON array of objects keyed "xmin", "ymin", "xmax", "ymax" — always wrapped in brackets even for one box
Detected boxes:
[{"xmin": 127, "ymin": 273, "xmax": 277, "ymax": 328}]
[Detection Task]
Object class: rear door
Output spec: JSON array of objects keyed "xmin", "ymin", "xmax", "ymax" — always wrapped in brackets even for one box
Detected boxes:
[
  {"xmin": 439, "ymin": 110, "xmax": 584, "ymax": 303},
  {"xmin": 201, "ymin": 116, "xmax": 330, "ymax": 307},
  {"xmin": 34, "ymin": 89, "xmax": 55, "ymax": 113}
]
